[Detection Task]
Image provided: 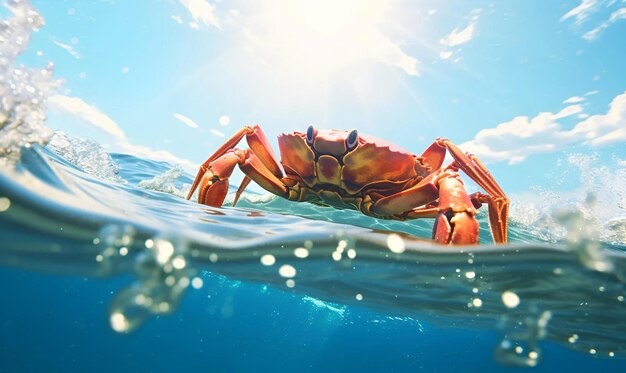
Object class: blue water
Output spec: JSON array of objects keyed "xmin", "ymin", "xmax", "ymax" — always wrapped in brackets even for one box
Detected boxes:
[
  {"xmin": 1, "ymin": 266, "xmax": 623, "ymax": 373},
  {"xmin": 1, "ymin": 141, "xmax": 625, "ymax": 372},
  {"xmin": 2, "ymin": 1, "xmax": 626, "ymax": 371}
]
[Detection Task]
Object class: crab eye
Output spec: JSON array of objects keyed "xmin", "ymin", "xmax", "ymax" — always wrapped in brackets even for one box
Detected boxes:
[
  {"xmin": 346, "ymin": 129, "xmax": 359, "ymax": 150},
  {"xmin": 306, "ymin": 125, "xmax": 316, "ymax": 145}
]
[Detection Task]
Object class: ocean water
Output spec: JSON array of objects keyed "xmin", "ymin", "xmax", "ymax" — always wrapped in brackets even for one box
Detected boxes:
[{"xmin": 2, "ymin": 1, "xmax": 626, "ymax": 372}]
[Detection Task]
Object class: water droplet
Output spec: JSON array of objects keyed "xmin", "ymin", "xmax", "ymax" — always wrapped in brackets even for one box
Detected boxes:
[
  {"xmin": 260, "ymin": 254, "xmax": 275, "ymax": 266},
  {"xmin": 0, "ymin": 197, "xmax": 11, "ymax": 212},
  {"xmin": 502, "ymin": 291, "xmax": 520, "ymax": 308},
  {"xmin": 332, "ymin": 251, "xmax": 341, "ymax": 261},
  {"xmin": 293, "ymin": 247, "xmax": 309, "ymax": 258},
  {"xmin": 191, "ymin": 277, "xmax": 204, "ymax": 289},
  {"xmin": 387, "ymin": 234, "xmax": 405, "ymax": 253},
  {"xmin": 172, "ymin": 256, "xmax": 186, "ymax": 269},
  {"xmin": 153, "ymin": 239, "xmax": 174, "ymax": 264},
  {"xmin": 110, "ymin": 312, "xmax": 130, "ymax": 333},
  {"xmin": 278, "ymin": 264, "xmax": 296, "ymax": 278}
]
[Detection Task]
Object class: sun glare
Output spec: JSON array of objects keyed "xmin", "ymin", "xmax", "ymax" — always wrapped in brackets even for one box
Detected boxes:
[{"xmin": 243, "ymin": 0, "xmax": 415, "ymax": 81}]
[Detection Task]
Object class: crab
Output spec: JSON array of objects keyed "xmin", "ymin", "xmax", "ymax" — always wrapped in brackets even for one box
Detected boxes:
[{"xmin": 186, "ymin": 125, "xmax": 509, "ymax": 244}]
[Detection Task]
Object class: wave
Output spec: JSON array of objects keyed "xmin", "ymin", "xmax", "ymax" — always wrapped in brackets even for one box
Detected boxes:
[{"xmin": 1, "ymin": 143, "xmax": 625, "ymax": 367}]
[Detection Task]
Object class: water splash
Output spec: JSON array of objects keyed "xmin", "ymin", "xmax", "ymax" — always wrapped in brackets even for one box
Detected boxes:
[
  {"xmin": 47, "ymin": 131, "xmax": 125, "ymax": 183},
  {"xmin": 136, "ymin": 164, "xmax": 190, "ymax": 198},
  {"xmin": 510, "ymin": 154, "xmax": 626, "ymax": 245},
  {"xmin": 0, "ymin": 0, "xmax": 60, "ymax": 164}
]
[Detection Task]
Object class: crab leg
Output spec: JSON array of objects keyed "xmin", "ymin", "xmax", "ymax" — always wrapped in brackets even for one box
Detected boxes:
[
  {"xmin": 193, "ymin": 149, "xmax": 287, "ymax": 207},
  {"xmin": 371, "ymin": 171, "xmax": 479, "ymax": 244},
  {"xmin": 187, "ymin": 125, "xmax": 284, "ymax": 203},
  {"xmin": 370, "ymin": 171, "xmax": 444, "ymax": 216},
  {"xmin": 420, "ymin": 139, "xmax": 509, "ymax": 244}
]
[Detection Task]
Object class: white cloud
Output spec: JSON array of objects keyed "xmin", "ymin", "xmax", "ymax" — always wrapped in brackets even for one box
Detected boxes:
[
  {"xmin": 583, "ymin": 7, "xmax": 626, "ymax": 40},
  {"xmin": 585, "ymin": 90, "xmax": 599, "ymax": 96},
  {"xmin": 171, "ymin": 15, "xmax": 183, "ymax": 24},
  {"xmin": 369, "ymin": 29, "xmax": 420, "ymax": 76},
  {"xmin": 48, "ymin": 95, "xmax": 197, "ymax": 171},
  {"xmin": 48, "ymin": 95, "xmax": 125, "ymax": 139},
  {"xmin": 51, "ymin": 39, "xmax": 80, "ymax": 60},
  {"xmin": 173, "ymin": 113, "xmax": 199, "ymax": 128},
  {"xmin": 439, "ymin": 50, "xmax": 453, "ymax": 60},
  {"xmin": 440, "ymin": 9, "xmax": 480, "ymax": 47},
  {"xmin": 561, "ymin": 1, "xmax": 625, "ymax": 41},
  {"xmin": 561, "ymin": 0, "xmax": 600, "ymax": 25},
  {"xmin": 563, "ymin": 95, "xmax": 585, "ymax": 104},
  {"xmin": 439, "ymin": 9, "xmax": 480, "ymax": 61},
  {"xmin": 209, "ymin": 129, "xmax": 225, "ymax": 138},
  {"xmin": 568, "ymin": 91, "xmax": 626, "ymax": 146},
  {"xmin": 179, "ymin": 0, "xmax": 221, "ymax": 29},
  {"xmin": 461, "ymin": 91, "xmax": 626, "ymax": 164},
  {"xmin": 117, "ymin": 141, "xmax": 198, "ymax": 173}
]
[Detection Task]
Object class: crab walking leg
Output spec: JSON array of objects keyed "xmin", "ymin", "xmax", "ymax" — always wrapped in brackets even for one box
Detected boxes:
[
  {"xmin": 369, "ymin": 171, "xmax": 444, "ymax": 216},
  {"xmin": 370, "ymin": 171, "xmax": 480, "ymax": 244},
  {"xmin": 232, "ymin": 176, "xmax": 252, "ymax": 207},
  {"xmin": 424, "ymin": 139, "xmax": 509, "ymax": 244},
  {"xmin": 195, "ymin": 149, "xmax": 287, "ymax": 207},
  {"xmin": 187, "ymin": 124, "xmax": 283, "ymax": 201}
]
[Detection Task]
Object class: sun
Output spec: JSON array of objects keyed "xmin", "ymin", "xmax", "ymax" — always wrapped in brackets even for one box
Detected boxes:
[{"xmin": 241, "ymin": 0, "xmax": 417, "ymax": 82}]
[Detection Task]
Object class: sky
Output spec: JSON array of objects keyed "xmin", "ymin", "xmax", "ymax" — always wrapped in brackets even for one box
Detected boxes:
[{"xmin": 12, "ymin": 0, "xmax": 626, "ymax": 195}]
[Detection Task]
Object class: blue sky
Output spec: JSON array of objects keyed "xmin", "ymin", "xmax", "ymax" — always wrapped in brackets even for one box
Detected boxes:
[{"xmin": 14, "ymin": 0, "xmax": 626, "ymax": 195}]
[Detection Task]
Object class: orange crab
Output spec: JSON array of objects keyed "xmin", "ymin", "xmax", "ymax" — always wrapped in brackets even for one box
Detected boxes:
[{"xmin": 186, "ymin": 125, "xmax": 509, "ymax": 244}]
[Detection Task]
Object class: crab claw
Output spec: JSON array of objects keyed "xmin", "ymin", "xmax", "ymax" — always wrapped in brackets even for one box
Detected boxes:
[
  {"xmin": 433, "ymin": 177, "xmax": 479, "ymax": 244},
  {"xmin": 434, "ymin": 212, "xmax": 479, "ymax": 244},
  {"xmin": 195, "ymin": 150, "xmax": 241, "ymax": 206}
]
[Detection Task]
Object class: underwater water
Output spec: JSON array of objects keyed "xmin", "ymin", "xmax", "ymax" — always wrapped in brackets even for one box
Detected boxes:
[{"xmin": 2, "ymin": 1, "xmax": 626, "ymax": 372}]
